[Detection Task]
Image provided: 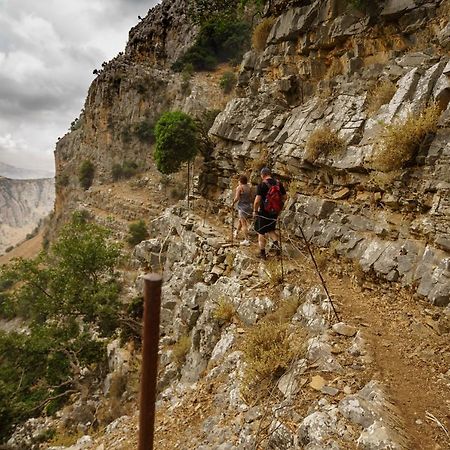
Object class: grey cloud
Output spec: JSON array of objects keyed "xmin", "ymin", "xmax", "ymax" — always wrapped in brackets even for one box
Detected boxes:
[{"xmin": 0, "ymin": 0, "xmax": 160, "ymax": 171}]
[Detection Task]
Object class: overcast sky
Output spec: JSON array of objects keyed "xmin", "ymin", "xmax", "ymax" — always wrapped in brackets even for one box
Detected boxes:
[{"xmin": 0, "ymin": 0, "xmax": 159, "ymax": 173}]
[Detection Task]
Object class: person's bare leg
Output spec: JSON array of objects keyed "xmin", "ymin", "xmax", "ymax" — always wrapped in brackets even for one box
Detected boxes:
[
  {"xmin": 242, "ymin": 218, "xmax": 249, "ymax": 240},
  {"xmin": 258, "ymin": 233, "xmax": 266, "ymax": 250},
  {"xmin": 268, "ymin": 230, "xmax": 278, "ymax": 242}
]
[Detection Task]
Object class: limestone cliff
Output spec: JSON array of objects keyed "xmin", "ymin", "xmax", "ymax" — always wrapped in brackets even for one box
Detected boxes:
[
  {"xmin": 0, "ymin": 177, "xmax": 55, "ymax": 254},
  {"xmin": 207, "ymin": 0, "xmax": 450, "ymax": 306},
  {"xmin": 53, "ymin": 0, "xmax": 450, "ymax": 306}
]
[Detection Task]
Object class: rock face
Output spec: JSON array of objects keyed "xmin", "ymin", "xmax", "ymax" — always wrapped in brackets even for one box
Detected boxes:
[
  {"xmin": 203, "ymin": 0, "xmax": 450, "ymax": 306},
  {"xmin": 0, "ymin": 177, "xmax": 54, "ymax": 254}
]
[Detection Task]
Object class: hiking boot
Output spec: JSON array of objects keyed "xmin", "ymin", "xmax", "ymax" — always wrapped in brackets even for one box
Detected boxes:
[
  {"xmin": 270, "ymin": 241, "xmax": 281, "ymax": 256},
  {"xmin": 258, "ymin": 249, "xmax": 267, "ymax": 260},
  {"xmin": 240, "ymin": 239, "xmax": 250, "ymax": 246}
]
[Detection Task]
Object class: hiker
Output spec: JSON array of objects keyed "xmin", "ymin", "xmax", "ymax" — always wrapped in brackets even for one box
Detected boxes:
[
  {"xmin": 253, "ymin": 167, "xmax": 286, "ymax": 259},
  {"xmin": 232, "ymin": 175, "xmax": 253, "ymax": 246}
]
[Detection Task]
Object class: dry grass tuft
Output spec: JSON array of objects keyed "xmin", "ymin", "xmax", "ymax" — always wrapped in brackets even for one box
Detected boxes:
[
  {"xmin": 372, "ymin": 103, "xmax": 441, "ymax": 172},
  {"xmin": 249, "ymin": 145, "xmax": 269, "ymax": 173},
  {"xmin": 240, "ymin": 319, "xmax": 308, "ymax": 400},
  {"xmin": 172, "ymin": 335, "xmax": 191, "ymax": 366},
  {"xmin": 305, "ymin": 126, "xmax": 346, "ymax": 162},
  {"xmin": 287, "ymin": 180, "xmax": 302, "ymax": 199},
  {"xmin": 366, "ymin": 79, "xmax": 396, "ymax": 117},
  {"xmin": 264, "ymin": 296, "xmax": 302, "ymax": 324},
  {"xmin": 252, "ymin": 18, "xmax": 275, "ymax": 51},
  {"xmin": 367, "ymin": 170, "xmax": 403, "ymax": 191},
  {"xmin": 264, "ymin": 260, "xmax": 284, "ymax": 286},
  {"xmin": 212, "ymin": 297, "xmax": 236, "ymax": 324}
]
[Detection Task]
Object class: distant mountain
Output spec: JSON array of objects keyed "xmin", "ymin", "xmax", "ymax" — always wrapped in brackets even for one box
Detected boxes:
[
  {"xmin": 0, "ymin": 161, "xmax": 54, "ymax": 180},
  {"xmin": 0, "ymin": 176, "xmax": 55, "ymax": 255}
]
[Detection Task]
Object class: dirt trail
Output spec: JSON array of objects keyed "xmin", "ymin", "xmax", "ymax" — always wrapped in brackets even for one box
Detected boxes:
[
  {"xmin": 206, "ymin": 204, "xmax": 450, "ymax": 448},
  {"xmin": 0, "ymin": 231, "xmax": 44, "ymax": 265},
  {"xmin": 329, "ymin": 275, "xmax": 450, "ymax": 449}
]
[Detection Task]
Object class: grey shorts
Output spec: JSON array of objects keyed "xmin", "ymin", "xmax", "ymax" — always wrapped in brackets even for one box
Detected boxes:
[{"xmin": 238, "ymin": 205, "xmax": 252, "ymax": 219}]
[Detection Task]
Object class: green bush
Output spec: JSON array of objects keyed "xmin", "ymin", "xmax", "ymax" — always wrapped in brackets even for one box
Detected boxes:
[
  {"xmin": 172, "ymin": 17, "xmax": 250, "ymax": 72},
  {"xmin": 78, "ymin": 160, "xmax": 95, "ymax": 190},
  {"xmin": 0, "ymin": 213, "xmax": 122, "ymax": 439},
  {"xmin": 127, "ymin": 220, "xmax": 149, "ymax": 246},
  {"xmin": 154, "ymin": 111, "xmax": 199, "ymax": 174},
  {"xmin": 219, "ymin": 71, "xmax": 236, "ymax": 93},
  {"xmin": 189, "ymin": 0, "xmax": 266, "ymax": 24},
  {"xmin": 121, "ymin": 125, "xmax": 132, "ymax": 144},
  {"xmin": 134, "ymin": 120, "xmax": 155, "ymax": 144},
  {"xmin": 112, "ymin": 161, "xmax": 139, "ymax": 181}
]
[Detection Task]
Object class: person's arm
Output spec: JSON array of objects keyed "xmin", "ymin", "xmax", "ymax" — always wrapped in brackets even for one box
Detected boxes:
[
  {"xmin": 253, "ymin": 194, "xmax": 262, "ymax": 216},
  {"xmin": 253, "ymin": 183, "xmax": 264, "ymax": 216}
]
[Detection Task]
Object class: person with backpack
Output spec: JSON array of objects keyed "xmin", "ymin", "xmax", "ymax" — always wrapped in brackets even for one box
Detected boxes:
[
  {"xmin": 232, "ymin": 175, "xmax": 253, "ymax": 246},
  {"xmin": 253, "ymin": 167, "xmax": 286, "ymax": 260}
]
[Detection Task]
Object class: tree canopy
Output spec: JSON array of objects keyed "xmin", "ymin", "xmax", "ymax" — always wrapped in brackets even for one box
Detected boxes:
[
  {"xmin": 154, "ymin": 111, "xmax": 199, "ymax": 174},
  {"xmin": 0, "ymin": 212, "xmax": 122, "ymax": 440}
]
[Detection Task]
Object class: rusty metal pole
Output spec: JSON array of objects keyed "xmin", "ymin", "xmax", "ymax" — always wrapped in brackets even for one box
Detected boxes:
[{"xmin": 138, "ymin": 273, "xmax": 163, "ymax": 450}]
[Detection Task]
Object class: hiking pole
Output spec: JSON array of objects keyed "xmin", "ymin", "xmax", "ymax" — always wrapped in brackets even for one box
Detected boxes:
[
  {"xmin": 298, "ymin": 225, "xmax": 340, "ymax": 322},
  {"xmin": 278, "ymin": 220, "xmax": 285, "ymax": 284},
  {"xmin": 139, "ymin": 273, "xmax": 162, "ymax": 450}
]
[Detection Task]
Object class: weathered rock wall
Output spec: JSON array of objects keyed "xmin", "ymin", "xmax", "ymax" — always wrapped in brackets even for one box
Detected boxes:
[
  {"xmin": 0, "ymin": 177, "xmax": 54, "ymax": 254},
  {"xmin": 53, "ymin": 0, "xmax": 219, "ymax": 221},
  {"xmin": 206, "ymin": 0, "xmax": 450, "ymax": 305}
]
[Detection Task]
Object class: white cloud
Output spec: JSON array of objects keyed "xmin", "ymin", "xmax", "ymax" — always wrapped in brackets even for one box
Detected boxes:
[{"xmin": 0, "ymin": 0, "xmax": 159, "ymax": 172}]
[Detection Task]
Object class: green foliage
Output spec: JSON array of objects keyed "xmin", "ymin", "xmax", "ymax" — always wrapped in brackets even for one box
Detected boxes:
[
  {"xmin": 189, "ymin": 0, "xmax": 266, "ymax": 24},
  {"xmin": 112, "ymin": 161, "xmax": 139, "ymax": 181},
  {"xmin": 172, "ymin": 17, "xmax": 250, "ymax": 72},
  {"xmin": 219, "ymin": 71, "xmax": 236, "ymax": 94},
  {"xmin": 133, "ymin": 120, "xmax": 155, "ymax": 144},
  {"xmin": 127, "ymin": 220, "xmax": 149, "ymax": 246},
  {"xmin": 121, "ymin": 125, "xmax": 132, "ymax": 144},
  {"xmin": 154, "ymin": 111, "xmax": 199, "ymax": 174},
  {"xmin": 346, "ymin": 0, "xmax": 368, "ymax": 9},
  {"xmin": 0, "ymin": 213, "xmax": 122, "ymax": 439},
  {"xmin": 78, "ymin": 160, "xmax": 95, "ymax": 190}
]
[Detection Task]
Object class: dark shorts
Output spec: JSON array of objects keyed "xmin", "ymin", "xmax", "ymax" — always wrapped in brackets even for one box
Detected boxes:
[{"xmin": 255, "ymin": 213, "xmax": 277, "ymax": 235}]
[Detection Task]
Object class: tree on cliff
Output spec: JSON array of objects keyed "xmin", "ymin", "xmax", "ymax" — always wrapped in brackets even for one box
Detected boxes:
[
  {"xmin": 0, "ymin": 212, "xmax": 122, "ymax": 440},
  {"xmin": 154, "ymin": 111, "xmax": 199, "ymax": 175}
]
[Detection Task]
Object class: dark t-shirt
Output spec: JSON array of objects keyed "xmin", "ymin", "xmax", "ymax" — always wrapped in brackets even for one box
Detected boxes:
[{"xmin": 256, "ymin": 177, "xmax": 286, "ymax": 215}]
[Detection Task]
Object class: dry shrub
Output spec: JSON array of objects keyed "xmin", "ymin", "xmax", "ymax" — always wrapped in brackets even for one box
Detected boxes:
[
  {"xmin": 240, "ymin": 320, "xmax": 307, "ymax": 399},
  {"xmin": 48, "ymin": 431, "xmax": 84, "ymax": 447},
  {"xmin": 264, "ymin": 260, "xmax": 284, "ymax": 286},
  {"xmin": 367, "ymin": 170, "xmax": 402, "ymax": 191},
  {"xmin": 172, "ymin": 335, "xmax": 191, "ymax": 366},
  {"xmin": 264, "ymin": 296, "xmax": 301, "ymax": 324},
  {"xmin": 252, "ymin": 18, "xmax": 275, "ymax": 51},
  {"xmin": 97, "ymin": 372, "xmax": 128, "ymax": 425},
  {"xmin": 372, "ymin": 103, "xmax": 441, "ymax": 172},
  {"xmin": 313, "ymin": 249, "xmax": 328, "ymax": 272},
  {"xmin": 287, "ymin": 180, "xmax": 302, "ymax": 199},
  {"xmin": 366, "ymin": 79, "xmax": 396, "ymax": 116},
  {"xmin": 250, "ymin": 145, "xmax": 269, "ymax": 172},
  {"xmin": 213, "ymin": 297, "xmax": 235, "ymax": 324},
  {"xmin": 305, "ymin": 126, "xmax": 346, "ymax": 162}
]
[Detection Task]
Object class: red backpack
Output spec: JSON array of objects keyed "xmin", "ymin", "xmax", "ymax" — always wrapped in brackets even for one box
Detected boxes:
[{"xmin": 263, "ymin": 180, "xmax": 283, "ymax": 215}]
